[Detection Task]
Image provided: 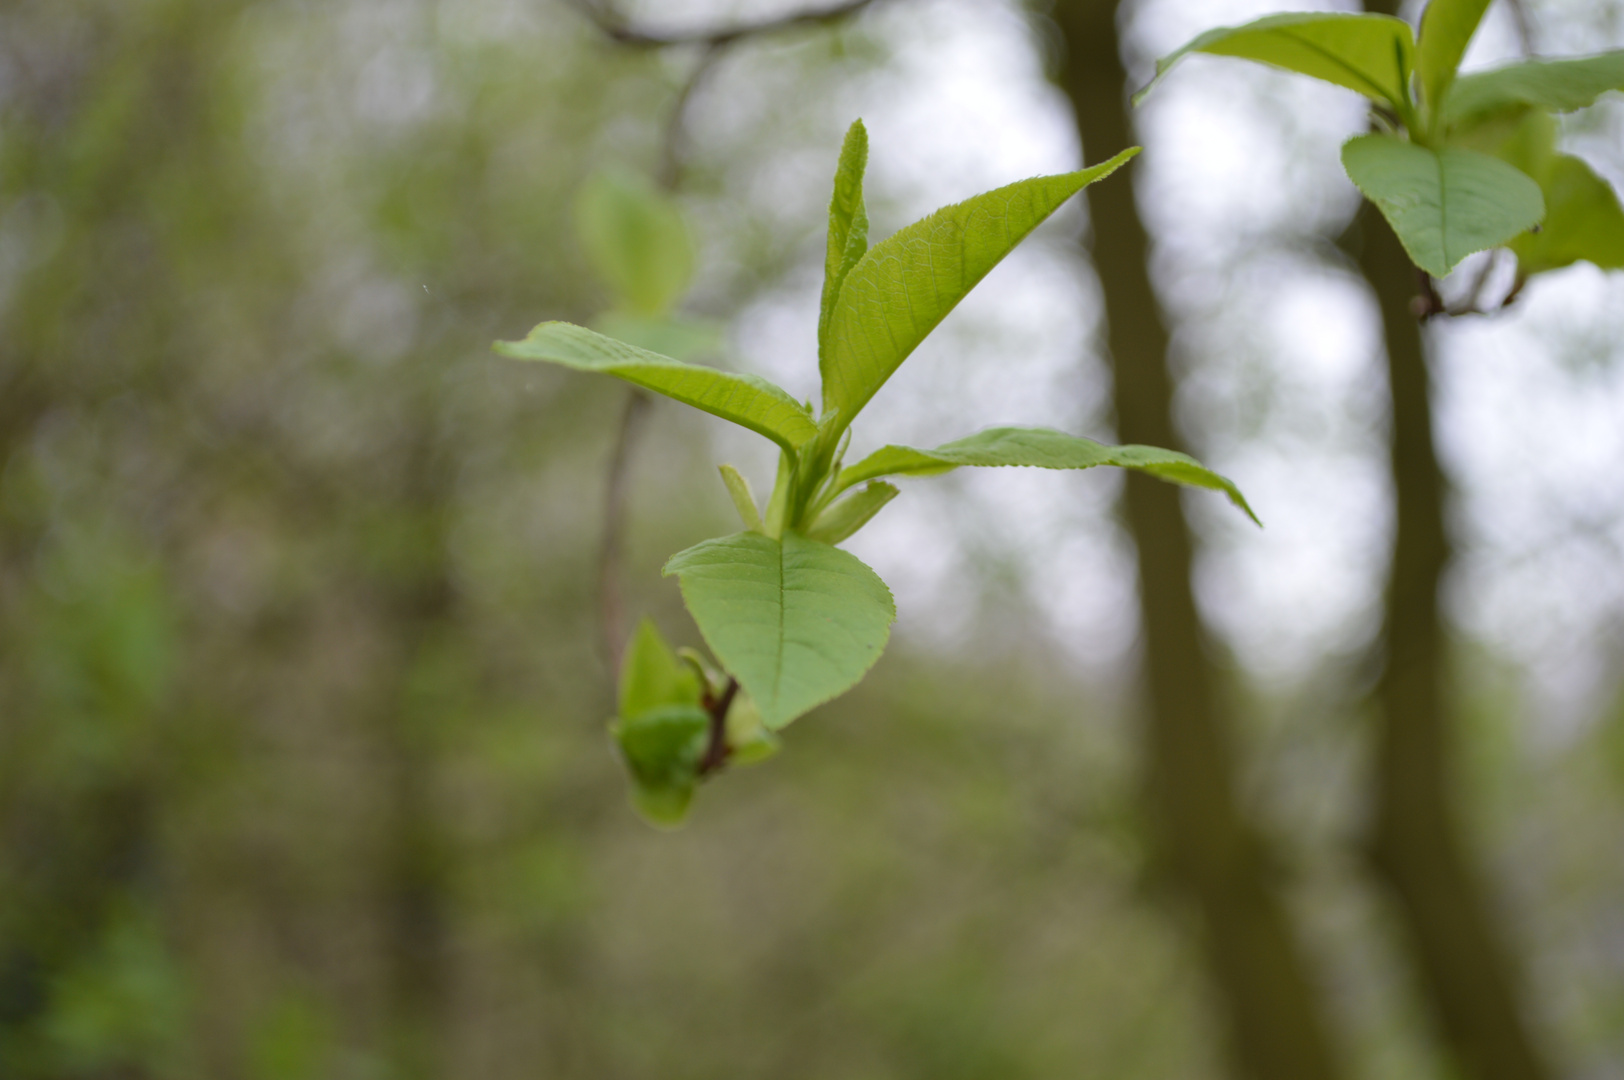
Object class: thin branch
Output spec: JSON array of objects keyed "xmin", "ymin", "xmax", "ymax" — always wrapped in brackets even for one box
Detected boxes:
[
  {"xmin": 1505, "ymin": 0, "xmax": 1536, "ymax": 57},
  {"xmin": 565, "ymin": 0, "xmax": 879, "ymax": 50},
  {"xmin": 599, "ymin": 389, "xmax": 651, "ymax": 676},
  {"xmin": 697, "ymin": 676, "xmax": 740, "ymax": 777}
]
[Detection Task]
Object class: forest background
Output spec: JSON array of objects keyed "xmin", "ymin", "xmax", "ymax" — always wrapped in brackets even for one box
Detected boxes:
[{"xmin": 2, "ymin": 0, "xmax": 1623, "ymax": 1078}]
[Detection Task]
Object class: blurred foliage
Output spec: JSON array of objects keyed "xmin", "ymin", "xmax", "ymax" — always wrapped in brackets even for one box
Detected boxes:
[{"xmin": 0, "ymin": 1, "xmax": 1621, "ymax": 1078}]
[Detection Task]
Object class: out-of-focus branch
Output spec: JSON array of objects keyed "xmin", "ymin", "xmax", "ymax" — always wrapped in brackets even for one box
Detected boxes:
[
  {"xmin": 564, "ymin": 0, "xmax": 878, "ymax": 50},
  {"xmin": 599, "ymin": 390, "xmax": 651, "ymax": 677}
]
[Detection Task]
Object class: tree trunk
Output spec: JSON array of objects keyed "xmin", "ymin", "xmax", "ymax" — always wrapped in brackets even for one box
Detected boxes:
[
  {"xmin": 1354, "ymin": 197, "xmax": 1554, "ymax": 1080},
  {"xmin": 1049, "ymin": 4, "xmax": 1346, "ymax": 1078}
]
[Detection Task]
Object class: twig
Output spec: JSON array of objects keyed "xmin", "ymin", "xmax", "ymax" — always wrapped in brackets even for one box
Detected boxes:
[
  {"xmin": 1505, "ymin": 0, "xmax": 1536, "ymax": 57},
  {"xmin": 564, "ymin": 0, "xmax": 879, "ymax": 50},
  {"xmin": 698, "ymin": 676, "xmax": 740, "ymax": 776},
  {"xmin": 599, "ymin": 389, "xmax": 651, "ymax": 675}
]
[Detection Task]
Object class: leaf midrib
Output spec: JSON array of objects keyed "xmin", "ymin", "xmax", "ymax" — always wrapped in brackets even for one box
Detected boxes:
[{"xmin": 1273, "ymin": 26, "xmax": 1397, "ymax": 104}]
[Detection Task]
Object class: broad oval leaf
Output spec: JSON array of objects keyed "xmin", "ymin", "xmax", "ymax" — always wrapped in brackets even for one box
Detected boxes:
[
  {"xmin": 1134, "ymin": 13, "xmax": 1415, "ymax": 109},
  {"xmin": 576, "ymin": 168, "xmax": 695, "ymax": 317},
  {"xmin": 663, "ymin": 531, "xmax": 895, "ymax": 730},
  {"xmin": 1509, "ymin": 153, "xmax": 1624, "ymax": 276},
  {"xmin": 820, "ymin": 149, "xmax": 1137, "ymax": 435},
  {"xmin": 574, "ymin": 166, "xmax": 695, "ymax": 313},
  {"xmin": 836, "ymin": 427, "xmax": 1259, "ymax": 525},
  {"xmin": 1443, "ymin": 50, "xmax": 1624, "ymax": 129},
  {"xmin": 494, "ymin": 321, "xmax": 817, "ymax": 452},
  {"xmin": 1417, "ymin": 0, "xmax": 1491, "ymax": 116},
  {"xmin": 1341, "ymin": 134, "xmax": 1544, "ymax": 278}
]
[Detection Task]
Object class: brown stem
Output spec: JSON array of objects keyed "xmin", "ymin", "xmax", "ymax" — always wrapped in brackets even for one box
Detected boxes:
[
  {"xmin": 697, "ymin": 676, "xmax": 739, "ymax": 777},
  {"xmin": 1049, "ymin": 4, "xmax": 1347, "ymax": 1078}
]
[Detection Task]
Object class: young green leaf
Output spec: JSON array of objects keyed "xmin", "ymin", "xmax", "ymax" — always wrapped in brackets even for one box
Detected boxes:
[
  {"xmin": 835, "ymin": 427, "xmax": 1259, "ymax": 525},
  {"xmin": 1341, "ymin": 134, "xmax": 1545, "ymax": 277},
  {"xmin": 719, "ymin": 464, "xmax": 765, "ymax": 533},
  {"xmin": 576, "ymin": 168, "xmax": 696, "ymax": 317},
  {"xmin": 494, "ymin": 321, "xmax": 817, "ymax": 452},
  {"xmin": 1417, "ymin": 0, "xmax": 1492, "ymax": 117},
  {"xmin": 803, "ymin": 481, "xmax": 899, "ymax": 544},
  {"xmin": 1443, "ymin": 50, "xmax": 1624, "ymax": 129},
  {"xmin": 1509, "ymin": 153, "xmax": 1624, "ymax": 276},
  {"xmin": 1133, "ymin": 13, "xmax": 1416, "ymax": 110},
  {"xmin": 818, "ymin": 120, "xmax": 870, "ymax": 369},
  {"xmin": 663, "ymin": 531, "xmax": 895, "ymax": 730},
  {"xmin": 611, "ymin": 705, "xmax": 710, "ymax": 826},
  {"xmin": 619, "ymin": 618, "xmax": 704, "ymax": 720},
  {"xmin": 820, "ymin": 149, "xmax": 1138, "ymax": 437}
]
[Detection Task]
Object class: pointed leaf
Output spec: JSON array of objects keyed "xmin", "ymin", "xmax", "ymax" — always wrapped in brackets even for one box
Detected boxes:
[
  {"xmin": 1341, "ymin": 134, "xmax": 1545, "ymax": 277},
  {"xmin": 576, "ymin": 168, "xmax": 695, "ymax": 317},
  {"xmin": 818, "ymin": 120, "xmax": 870, "ymax": 374},
  {"xmin": 718, "ymin": 464, "xmax": 764, "ymax": 533},
  {"xmin": 1418, "ymin": 0, "xmax": 1491, "ymax": 116},
  {"xmin": 1134, "ymin": 13, "xmax": 1415, "ymax": 109},
  {"xmin": 1510, "ymin": 153, "xmax": 1624, "ymax": 276},
  {"xmin": 821, "ymin": 149, "xmax": 1138, "ymax": 435},
  {"xmin": 837, "ymin": 427, "xmax": 1259, "ymax": 525},
  {"xmin": 611, "ymin": 705, "xmax": 709, "ymax": 826},
  {"xmin": 663, "ymin": 531, "xmax": 895, "ymax": 730},
  {"xmin": 1443, "ymin": 50, "xmax": 1624, "ymax": 128},
  {"xmin": 494, "ymin": 322, "xmax": 817, "ymax": 452},
  {"xmin": 804, "ymin": 481, "xmax": 899, "ymax": 544},
  {"xmin": 619, "ymin": 618, "xmax": 703, "ymax": 720}
]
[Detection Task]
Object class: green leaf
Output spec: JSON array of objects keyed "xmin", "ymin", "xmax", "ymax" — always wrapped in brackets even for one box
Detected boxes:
[
  {"xmin": 836, "ymin": 427, "xmax": 1259, "ymax": 525},
  {"xmin": 1134, "ymin": 13, "xmax": 1416, "ymax": 110},
  {"xmin": 592, "ymin": 311, "xmax": 722, "ymax": 362},
  {"xmin": 494, "ymin": 322, "xmax": 817, "ymax": 452},
  {"xmin": 575, "ymin": 168, "xmax": 695, "ymax": 317},
  {"xmin": 820, "ymin": 149, "xmax": 1137, "ymax": 437},
  {"xmin": 718, "ymin": 464, "xmax": 764, "ymax": 533},
  {"xmin": 611, "ymin": 705, "xmax": 709, "ymax": 826},
  {"xmin": 818, "ymin": 120, "xmax": 870, "ymax": 373},
  {"xmin": 1341, "ymin": 134, "xmax": 1545, "ymax": 277},
  {"xmin": 1444, "ymin": 50, "xmax": 1624, "ymax": 129},
  {"xmin": 803, "ymin": 481, "xmax": 899, "ymax": 544},
  {"xmin": 618, "ymin": 618, "xmax": 703, "ymax": 720},
  {"xmin": 663, "ymin": 531, "xmax": 895, "ymax": 730},
  {"xmin": 1417, "ymin": 0, "xmax": 1491, "ymax": 117},
  {"xmin": 1509, "ymin": 153, "xmax": 1624, "ymax": 276},
  {"xmin": 723, "ymin": 690, "xmax": 780, "ymax": 766}
]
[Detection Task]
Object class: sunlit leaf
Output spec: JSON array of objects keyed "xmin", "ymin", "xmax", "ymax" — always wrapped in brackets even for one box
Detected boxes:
[
  {"xmin": 1341, "ymin": 134, "xmax": 1544, "ymax": 277},
  {"xmin": 1134, "ymin": 13, "xmax": 1415, "ymax": 109},
  {"xmin": 820, "ymin": 149, "xmax": 1137, "ymax": 436},
  {"xmin": 575, "ymin": 168, "xmax": 695, "ymax": 317},
  {"xmin": 1417, "ymin": 0, "xmax": 1491, "ymax": 116},
  {"xmin": 663, "ymin": 531, "xmax": 895, "ymax": 730},
  {"xmin": 494, "ymin": 321, "xmax": 817, "ymax": 452},
  {"xmin": 836, "ymin": 427, "xmax": 1259, "ymax": 525},
  {"xmin": 1444, "ymin": 50, "xmax": 1624, "ymax": 129},
  {"xmin": 818, "ymin": 120, "xmax": 870, "ymax": 373}
]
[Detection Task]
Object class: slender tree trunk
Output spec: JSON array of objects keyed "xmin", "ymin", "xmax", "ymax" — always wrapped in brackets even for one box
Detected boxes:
[
  {"xmin": 1353, "ymin": 197, "xmax": 1554, "ymax": 1080},
  {"xmin": 1048, "ymin": 4, "xmax": 1345, "ymax": 1078}
]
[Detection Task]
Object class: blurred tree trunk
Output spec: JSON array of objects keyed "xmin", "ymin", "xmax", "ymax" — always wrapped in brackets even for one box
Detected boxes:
[
  {"xmin": 1048, "ymin": 4, "xmax": 1346, "ymax": 1078},
  {"xmin": 1350, "ymin": 4, "xmax": 1555, "ymax": 1065}
]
